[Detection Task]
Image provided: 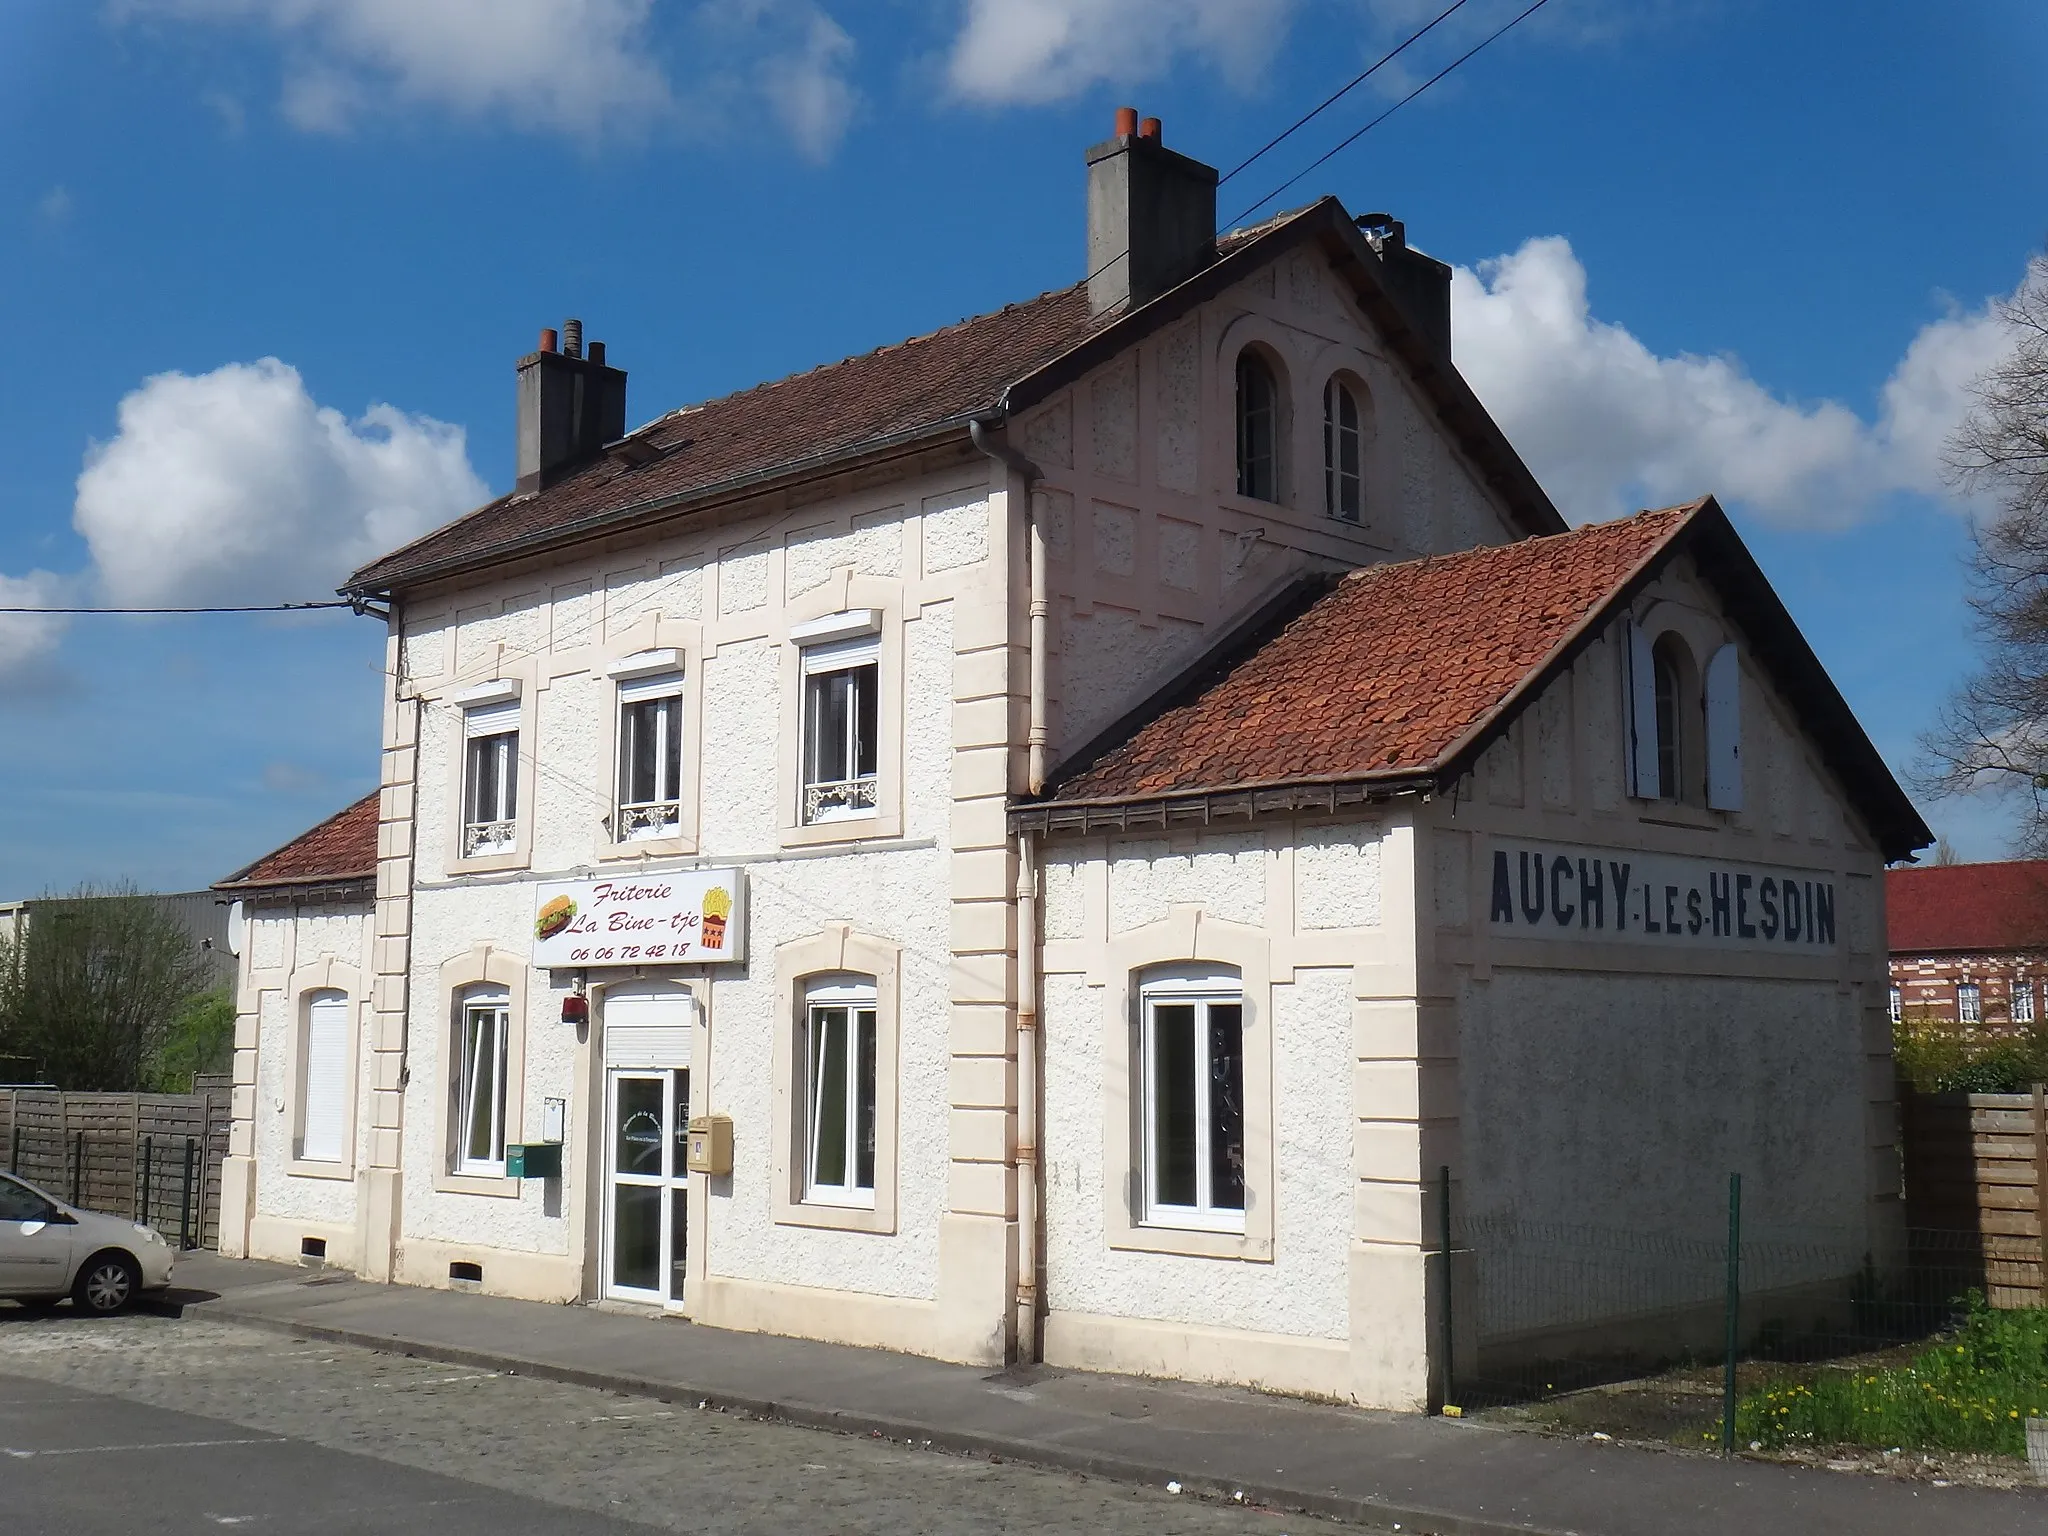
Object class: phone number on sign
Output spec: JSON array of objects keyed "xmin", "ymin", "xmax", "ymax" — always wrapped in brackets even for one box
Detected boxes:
[{"xmin": 563, "ymin": 943, "xmax": 699, "ymax": 962}]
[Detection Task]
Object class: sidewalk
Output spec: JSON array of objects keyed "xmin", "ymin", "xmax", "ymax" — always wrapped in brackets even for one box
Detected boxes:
[{"xmin": 169, "ymin": 1252, "xmax": 2045, "ymax": 1536}]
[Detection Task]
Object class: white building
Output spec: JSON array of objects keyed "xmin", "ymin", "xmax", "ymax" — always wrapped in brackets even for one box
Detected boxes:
[{"xmin": 215, "ymin": 112, "xmax": 1929, "ymax": 1410}]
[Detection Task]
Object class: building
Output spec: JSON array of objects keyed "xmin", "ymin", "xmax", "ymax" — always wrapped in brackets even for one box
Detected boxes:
[
  {"xmin": 1887, "ymin": 860, "xmax": 2048, "ymax": 1027},
  {"xmin": 214, "ymin": 113, "xmax": 1929, "ymax": 1410}
]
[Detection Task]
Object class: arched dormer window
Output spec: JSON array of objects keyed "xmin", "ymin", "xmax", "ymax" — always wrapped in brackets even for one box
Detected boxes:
[
  {"xmin": 1652, "ymin": 633, "xmax": 1687, "ymax": 801},
  {"xmin": 1235, "ymin": 351, "xmax": 1280, "ymax": 502},
  {"xmin": 1323, "ymin": 377, "xmax": 1365, "ymax": 523}
]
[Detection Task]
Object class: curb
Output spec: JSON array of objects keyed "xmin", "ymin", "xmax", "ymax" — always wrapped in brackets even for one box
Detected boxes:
[{"xmin": 194, "ymin": 1297, "xmax": 1570, "ymax": 1536}]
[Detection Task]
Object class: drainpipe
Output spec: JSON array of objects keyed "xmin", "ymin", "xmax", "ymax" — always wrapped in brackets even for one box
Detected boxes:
[{"xmin": 970, "ymin": 413, "xmax": 1046, "ymax": 1359}]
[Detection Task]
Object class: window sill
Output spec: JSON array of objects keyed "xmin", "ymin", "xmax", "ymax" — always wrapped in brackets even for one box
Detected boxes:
[
  {"xmin": 1110, "ymin": 1220, "xmax": 1273, "ymax": 1263},
  {"xmin": 450, "ymin": 846, "xmax": 530, "ymax": 876},
  {"xmin": 780, "ymin": 810, "xmax": 901, "ymax": 851},
  {"xmin": 1633, "ymin": 803, "xmax": 1723, "ymax": 833},
  {"xmin": 286, "ymin": 1156, "xmax": 355, "ymax": 1182},
  {"xmin": 775, "ymin": 1196, "xmax": 896, "ymax": 1235},
  {"xmin": 434, "ymin": 1169, "xmax": 523, "ymax": 1200},
  {"xmin": 597, "ymin": 830, "xmax": 699, "ymax": 862}
]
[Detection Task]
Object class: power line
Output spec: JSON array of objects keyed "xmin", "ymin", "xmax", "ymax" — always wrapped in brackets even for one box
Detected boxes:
[
  {"xmin": 1216, "ymin": 0, "xmax": 1474, "ymax": 189},
  {"xmin": 0, "ymin": 600, "xmax": 357, "ymax": 615},
  {"xmin": 1223, "ymin": 0, "xmax": 1558, "ymax": 231}
]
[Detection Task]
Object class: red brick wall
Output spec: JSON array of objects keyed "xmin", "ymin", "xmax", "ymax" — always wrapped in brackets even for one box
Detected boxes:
[{"xmin": 1889, "ymin": 951, "xmax": 2041, "ymax": 1027}]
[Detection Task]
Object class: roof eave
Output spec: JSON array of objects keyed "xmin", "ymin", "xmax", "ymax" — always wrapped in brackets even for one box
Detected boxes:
[{"xmin": 1009, "ymin": 769, "xmax": 1439, "ymax": 835}]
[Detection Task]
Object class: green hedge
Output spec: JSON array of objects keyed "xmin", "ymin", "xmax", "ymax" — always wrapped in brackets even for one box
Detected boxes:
[{"xmin": 1894, "ymin": 1018, "xmax": 2048, "ymax": 1095}]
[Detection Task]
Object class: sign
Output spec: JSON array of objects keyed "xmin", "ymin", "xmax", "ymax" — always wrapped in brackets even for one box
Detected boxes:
[
  {"xmin": 1487, "ymin": 840, "xmax": 1836, "ymax": 951},
  {"xmin": 532, "ymin": 870, "xmax": 745, "ymax": 967}
]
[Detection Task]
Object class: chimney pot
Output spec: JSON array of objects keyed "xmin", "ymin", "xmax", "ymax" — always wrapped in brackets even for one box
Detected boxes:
[
  {"xmin": 539, "ymin": 327, "xmax": 558, "ymax": 354},
  {"xmin": 516, "ymin": 326, "xmax": 627, "ymax": 493},
  {"xmin": 1114, "ymin": 105, "xmax": 1138, "ymax": 138},
  {"xmin": 562, "ymin": 318, "xmax": 584, "ymax": 360},
  {"xmin": 588, "ymin": 340, "xmax": 606, "ymax": 367},
  {"xmin": 1138, "ymin": 116, "xmax": 1162, "ymax": 141}
]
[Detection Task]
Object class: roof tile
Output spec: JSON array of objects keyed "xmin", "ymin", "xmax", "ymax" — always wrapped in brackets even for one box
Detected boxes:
[
  {"xmin": 214, "ymin": 792, "xmax": 379, "ymax": 892},
  {"xmin": 1886, "ymin": 861, "xmax": 2048, "ymax": 955}
]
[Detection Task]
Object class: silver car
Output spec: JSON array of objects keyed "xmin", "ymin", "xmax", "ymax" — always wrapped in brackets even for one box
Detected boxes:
[{"xmin": 0, "ymin": 1171, "xmax": 176, "ymax": 1313}]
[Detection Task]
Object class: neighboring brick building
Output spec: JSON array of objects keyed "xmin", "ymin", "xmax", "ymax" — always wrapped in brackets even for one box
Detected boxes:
[{"xmin": 1887, "ymin": 860, "xmax": 2048, "ymax": 1027}]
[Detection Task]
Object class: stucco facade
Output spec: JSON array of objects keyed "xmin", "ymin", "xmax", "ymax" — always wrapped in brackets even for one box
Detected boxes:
[{"xmin": 217, "ymin": 119, "xmax": 1925, "ymax": 1414}]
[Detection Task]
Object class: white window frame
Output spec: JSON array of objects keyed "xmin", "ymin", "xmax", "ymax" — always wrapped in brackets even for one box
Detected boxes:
[
  {"xmin": 1323, "ymin": 376, "xmax": 1364, "ymax": 523},
  {"xmin": 1888, "ymin": 984, "xmax": 1903, "ymax": 1026},
  {"xmin": 462, "ymin": 698, "xmax": 520, "ymax": 857},
  {"xmin": 1235, "ymin": 351, "xmax": 1280, "ymax": 503},
  {"xmin": 799, "ymin": 976, "xmax": 878, "ymax": 1208},
  {"xmin": 1137, "ymin": 967, "xmax": 1247, "ymax": 1235},
  {"xmin": 2016, "ymin": 979, "xmax": 2036, "ymax": 1025},
  {"xmin": 1958, "ymin": 982, "xmax": 1982, "ymax": 1025},
  {"xmin": 799, "ymin": 636, "xmax": 880, "ymax": 826},
  {"xmin": 456, "ymin": 988, "xmax": 511, "ymax": 1177},
  {"xmin": 298, "ymin": 989, "xmax": 350, "ymax": 1164},
  {"xmin": 615, "ymin": 671, "xmax": 685, "ymax": 842}
]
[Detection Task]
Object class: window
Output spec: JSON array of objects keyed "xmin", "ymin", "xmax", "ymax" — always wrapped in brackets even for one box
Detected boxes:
[
  {"xmin": 616, "ymin": 672, "xmax": 683, "ymax": 840},
  {"xmin": 462, "ymin": 698, "xmax": 519, "ymax": 856},
  {"xmin": 299, "ymin": 989, "xmax": 349, "ymax": 1163},
  {"xmin": 456, "ymin": 988, "xmax": 510, "ymax": 1176},
  {"xmin": 801, "ymin": 977, "xmax": 876, "ymax": 1207},
  {"xmin": 1139, "ymin": 969, "xmax": 1245, "ymax": 1232},
  {"xmin": 1651, "ymin": 634, "xmax": 1685, "ymax": 801},
  {"xmin": 1323, "ymin": 377, "xmax": 1364, "ymax": 523},
  {"xmin": 1958, "ymin": 983, "xmax": 1982, "ymax": 1025},
  {"xmin": 1888, "ymin": 985, "xmax": 1903, "ymax": 1025},
  {"xmin": 0, "ymin": 1175, "xmax": 50, "ymax": 1222},
  {"xmin": 1235, "ymin": 352, "xmax": 1279, "ymax": 502},
  {"xmin": 2016, "ymin": 980, "xmax": 2036, "ymax": 1024},
  {"xmin": 800, "ymin": 637, "xmax": 878, "ymax": 824}
]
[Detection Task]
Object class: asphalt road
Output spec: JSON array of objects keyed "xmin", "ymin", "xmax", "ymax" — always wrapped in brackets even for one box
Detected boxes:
[{"xmin": 0, "ymin": 1309, "xmax": 1304, "ymax": 1534}]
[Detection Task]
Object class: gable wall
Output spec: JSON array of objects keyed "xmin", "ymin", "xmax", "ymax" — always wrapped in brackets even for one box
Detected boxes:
[{"xmin": 1015, "ymin": 250, "xmax": 1525, "ymax": 760}]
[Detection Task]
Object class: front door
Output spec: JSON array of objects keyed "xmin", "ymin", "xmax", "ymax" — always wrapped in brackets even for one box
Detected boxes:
[{"xmin": 604, "ymin": 1068, "xmax": 689, "ymax": 1306}]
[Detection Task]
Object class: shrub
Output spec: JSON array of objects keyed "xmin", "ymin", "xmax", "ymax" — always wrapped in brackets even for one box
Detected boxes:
[
  {"xmin": 1894, "ymin": 1017, "xmax": 2048, "ymax": 1095},
  {"xmin": 1736, "ymin": 1295, "xmax": 2048, "ymax": 1456}
]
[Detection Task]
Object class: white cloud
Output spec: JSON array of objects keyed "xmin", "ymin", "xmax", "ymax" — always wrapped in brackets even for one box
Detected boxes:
[
  {"xmin": 0, "ymin": 572, "xmax": 72, "ymax": 680},
  {"xmin": 117, "ymin": 0, "xmax": 862, "ymax": 155},
  {"xmin": 72, "ymin": 359, "xmax": 487, "ymax": 607},
  {"xmin": 36, "ymin": 186, "xmax": 74, "ymax": 225},
  {"xmin": 945, "ymin": 0, "xmax": 1297, "ymax": 104},
  {"xmin": 1448, "ymin": 236, "xmax": 2018, "ymax": 527}
]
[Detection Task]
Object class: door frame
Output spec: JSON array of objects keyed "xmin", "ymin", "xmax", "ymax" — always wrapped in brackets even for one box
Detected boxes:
[{"xmin": 601, "ymin": 1066, "xmax": 689, "ymax": 1308}]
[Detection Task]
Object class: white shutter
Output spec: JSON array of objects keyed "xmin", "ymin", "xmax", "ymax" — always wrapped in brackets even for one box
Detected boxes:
[
  {"xmin": 465, "ymin": 698, "xmax": 520, "ymax": 736},
  {"xmin": 1704, "ymin": 642, "xmax": 1743, "ymax": 811},
  {"xmin": 301, "ymin": 992, "xmax": 349, "ymax": 1163},
  {"xmin": 603, "ymin": 987, "xmax": 697, "ymax": 1069},
  {"xmin": 1624, "ymin": 618, "xmax": 1660, "ymax": 800}
]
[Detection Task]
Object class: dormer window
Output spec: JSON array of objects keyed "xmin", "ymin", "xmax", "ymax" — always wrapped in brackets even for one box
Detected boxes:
[
  {"xmin": 1235, "ymin": 351, "xmax": 1280, "ymax": 502},
  {"xmin": 1323, "ymin": 377, "xmax": 1364, "ymax": 523}
]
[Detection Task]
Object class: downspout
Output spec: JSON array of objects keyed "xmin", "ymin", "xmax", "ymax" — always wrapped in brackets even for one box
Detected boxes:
[{"xmin": 969, "ymin": 412, "xmax": 1046, "ymax": 1360}]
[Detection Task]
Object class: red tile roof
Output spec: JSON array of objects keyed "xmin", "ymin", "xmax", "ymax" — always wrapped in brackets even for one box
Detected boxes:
[
  {"xmin": 1049, "ymin": 504, "xmax": 1698, "ymax": 803},
  {"xmin": 344, "ymin": 200, "xmax": 1567, "ymax": 596},
  {"xmin": 214, "ymin": 792, "xmax": 379, "ymax": 894},
  {"xmin": 1887, "ymin": 861, "xmax": 2048, "ymax": 955}
]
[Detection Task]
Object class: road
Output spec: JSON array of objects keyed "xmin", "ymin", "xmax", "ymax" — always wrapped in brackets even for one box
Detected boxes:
[{"xmin": 0, "ymin": 1309, "xmax": 1308, "ymax": 1534}]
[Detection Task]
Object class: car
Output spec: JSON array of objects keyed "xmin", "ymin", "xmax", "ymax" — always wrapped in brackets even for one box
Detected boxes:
[{"xmin": 0, "ymin": 1171, "xmax": 176, "ymax": 1314}]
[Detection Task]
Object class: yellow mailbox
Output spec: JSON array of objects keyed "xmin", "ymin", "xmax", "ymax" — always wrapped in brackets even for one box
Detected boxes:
[{"xmin": 686, "ymin": 1114, "xmax": 733, "ymax": 1175}]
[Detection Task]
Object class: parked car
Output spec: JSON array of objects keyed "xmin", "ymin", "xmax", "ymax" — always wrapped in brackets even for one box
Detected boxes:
[{"xmin": 0, "ymin": 1171, "xmax": 175, "ymax": 1313}]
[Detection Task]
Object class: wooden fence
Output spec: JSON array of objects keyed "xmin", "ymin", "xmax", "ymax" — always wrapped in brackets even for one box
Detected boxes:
[
  {"xmin": 0, "ymin": 1086, "xmax": 232, "ymax": 1249},
  {"xmin": 1901, "ymin": 1085, "xmax": 2048, "ymax": 1308}
]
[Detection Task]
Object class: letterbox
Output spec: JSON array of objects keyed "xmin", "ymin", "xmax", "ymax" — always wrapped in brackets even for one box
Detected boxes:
[
  {"xmin": 506, "ymin": 1142, "xmax": 562, "ymax": 1180},
  {"xmin": 686, "ymin": 1115, "xmax": 733, "ymax": 1175}
]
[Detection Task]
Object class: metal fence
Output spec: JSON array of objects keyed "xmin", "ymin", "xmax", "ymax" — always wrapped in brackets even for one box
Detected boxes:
[
  {"xmin": 1437, "ymin": 1167, "xmax": 2020, "ymax": 1447},
  {"xmin": 0, "ymin": 1086, "xmax": 231, "ymax": 1250}
]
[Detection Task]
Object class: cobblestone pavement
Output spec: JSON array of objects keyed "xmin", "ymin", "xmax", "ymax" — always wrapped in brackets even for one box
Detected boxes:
[{"xmin": 0, "ymin": 1311, "xmax": 1318, "ymax": 1534}]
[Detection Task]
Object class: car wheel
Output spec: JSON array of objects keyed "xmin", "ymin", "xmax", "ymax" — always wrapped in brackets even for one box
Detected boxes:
[{"xmin": 72, "ymin": 1252, "xmax": 140, "ymax": 1315}]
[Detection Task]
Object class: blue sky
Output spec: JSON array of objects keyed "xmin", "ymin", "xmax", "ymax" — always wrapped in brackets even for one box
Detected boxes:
[{"xmin": 0, "ymin": 0, "xmax": 2043, "ymax": 894}]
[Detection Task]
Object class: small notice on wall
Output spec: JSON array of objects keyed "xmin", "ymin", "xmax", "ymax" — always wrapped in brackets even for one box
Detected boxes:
[
  {"xmin": 531, "ymin": 870, "xmax": 746, "ymax": 967},
  {"xmin": 1487, "ymin": 840, "xmax": 1837, "ymax": 951}
]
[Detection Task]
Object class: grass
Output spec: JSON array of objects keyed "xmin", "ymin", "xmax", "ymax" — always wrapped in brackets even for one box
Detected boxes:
[{"xmin": 1735, "ymin": 1296, "xmax": 2048, "ymax": 1456}]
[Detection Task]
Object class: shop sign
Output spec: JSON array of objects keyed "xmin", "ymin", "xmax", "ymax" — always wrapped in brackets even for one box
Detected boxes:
[
  {"xmin": 1487, "ymin": 840, "xmax": 1837, "ymax": 951},
  {"xmin": 532, "ymin": 870, "xmax": 745, "ymax": 967}
]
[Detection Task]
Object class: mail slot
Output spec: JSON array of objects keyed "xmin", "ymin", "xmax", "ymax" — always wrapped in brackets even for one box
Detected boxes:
[
  {"xmin": 686, "ymin": 1115, "xmax": 732, "ymax": 1175},
  {"xmin": 506, "ymin": 1142, "xmax": 562, "ymax": 1180}
]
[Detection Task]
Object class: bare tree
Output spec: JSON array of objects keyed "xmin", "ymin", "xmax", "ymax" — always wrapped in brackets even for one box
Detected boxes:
[
  {"xmin": 1920, "ymin": 250, "xmax": 2048, "ymax": 849},
  {"xmin": 0, "ymin": 885, "xmax": 219, "ymax": 1091}
]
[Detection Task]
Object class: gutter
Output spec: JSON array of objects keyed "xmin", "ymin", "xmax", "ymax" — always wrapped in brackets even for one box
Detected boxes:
[{"xmin": 1011, "ymin": 772, "xmax": 1438, "ymax": 836}]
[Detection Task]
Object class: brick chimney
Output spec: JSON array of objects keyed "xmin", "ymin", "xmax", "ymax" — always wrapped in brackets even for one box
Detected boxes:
[
  {"xmin": 516, "ymin": 319, "xmax": 627, "ymax": 494},
  {"xmin": 1086, "ymin": 108, "xmax": 1219, "ymax": 317}
]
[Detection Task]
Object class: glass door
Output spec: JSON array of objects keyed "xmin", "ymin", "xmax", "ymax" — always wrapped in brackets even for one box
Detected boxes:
[{"xmin": 604, "ymin": 1068, "xmax": 689, "ymax": 1306}]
